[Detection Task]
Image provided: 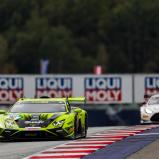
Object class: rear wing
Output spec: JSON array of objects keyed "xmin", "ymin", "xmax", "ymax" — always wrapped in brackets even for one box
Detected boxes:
[
  {"xmin": 25, "ymin": 96, "xmax": 86, "ymax": 107},
  {"xmin": 67, "ymin": 97, "xmax": 86, "ymax": 107}
]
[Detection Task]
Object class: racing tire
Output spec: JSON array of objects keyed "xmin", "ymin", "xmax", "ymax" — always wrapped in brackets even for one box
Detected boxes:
[
  {"xmin": 82, "ymin": 116, "xmax": 88, "ymax": 138},
  {"xmin": 71, "ymin": 116, "xmax": 78, "ymax": 140}
]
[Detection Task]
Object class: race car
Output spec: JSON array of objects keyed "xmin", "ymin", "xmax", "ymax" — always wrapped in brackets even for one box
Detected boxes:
[
  {"xmin": 0, "ymin": 97, "xmax": 88, "ymax": 140},
  {"xmin": 140, "ymin": 94, "xmax": 159, "ymax": 124}
]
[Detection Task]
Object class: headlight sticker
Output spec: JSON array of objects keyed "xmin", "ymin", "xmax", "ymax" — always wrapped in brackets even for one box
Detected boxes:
[
  {"xmin": 5, "ymin": 119, "xmax": 15, "ymax": 128},
  {"xmin": 53, "ymin": 119, "xmax": 65, "ymax": 126}
]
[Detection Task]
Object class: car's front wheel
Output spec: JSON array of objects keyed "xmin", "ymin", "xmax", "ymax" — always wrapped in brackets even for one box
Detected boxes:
[
  {"xmin": 82, "ymin": 116, "xmax": 88, "ymax": 138},
  {"xmin": 70, "ymin": 116, "xmax": 78, "ymax": 140}
]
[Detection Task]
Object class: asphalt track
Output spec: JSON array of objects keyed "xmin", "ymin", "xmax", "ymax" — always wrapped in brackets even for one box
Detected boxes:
[
  {"xmin": 0, "ymin": 126, "xmax": 158, "ymax": 159},
  {"xmin": 0, "ymin": 126, "xmax": 123, "ymax": 159}
]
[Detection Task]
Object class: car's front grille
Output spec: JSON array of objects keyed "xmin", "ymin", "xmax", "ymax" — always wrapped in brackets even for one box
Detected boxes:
[
  {"xmin": 1, "ymin": 128, "xmax": 68, "ymax": 140},
  {"xmin": 12, "ymin": 130, "xmax": 57, "ymax": 139},
  {"xmin": 16, "ymin": 119, "xmax": 53, "ymax": 128},
  {"xmin": 151, "ymin": 113, "xmax": 159, "ymax": 121}
]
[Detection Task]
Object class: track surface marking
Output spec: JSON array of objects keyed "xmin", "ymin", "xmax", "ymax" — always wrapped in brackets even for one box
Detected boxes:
[{"xmin": 24, "ymin": 125, "xmax": 158, "ymax": 159}]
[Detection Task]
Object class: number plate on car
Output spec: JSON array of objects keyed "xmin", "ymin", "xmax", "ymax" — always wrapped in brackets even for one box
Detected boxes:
[{"xmin": 25, "ymin": 127, "xmax": 41, "ymax": 131}]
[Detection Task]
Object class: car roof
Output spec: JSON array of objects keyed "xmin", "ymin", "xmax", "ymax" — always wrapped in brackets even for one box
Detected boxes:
[{"xmin": 17, "ymin": 98, "xmax": 67, "ymax": 103}]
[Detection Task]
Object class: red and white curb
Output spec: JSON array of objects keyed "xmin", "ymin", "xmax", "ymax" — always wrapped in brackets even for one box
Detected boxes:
[{"xmin": 23, "ymin": 125, "xmax": 159, "ymax": 159}]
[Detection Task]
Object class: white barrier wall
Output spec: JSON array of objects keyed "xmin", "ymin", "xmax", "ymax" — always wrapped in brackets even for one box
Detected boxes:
[
  {"xmin": 3, "ymin": 74, "xmax": 159, "ymax": 104},
  {"xmin": 134, "ymin": 74, "xmax": 159, "ymax": 103},
  {"xmin": 0, "ymin": 74, "xmax": 132, "ymax": 104}
]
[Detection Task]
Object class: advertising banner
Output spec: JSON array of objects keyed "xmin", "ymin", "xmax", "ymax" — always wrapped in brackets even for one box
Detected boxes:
[
  {"xmin": 35, "ymin": 77, "xmax": 72, "ymax": 98},
  {"xmin": 85, "ymin": 77, "xmax": 122, "ymax": 102},
  {"xmin": 145, "ymin": 77, "xmax": 159, "ymax": 95},
  {"xmin": 135, "ymin": 75, "xmax": 159, "ymax": 103},
  {"xmin": 0, "ymin": 77, "xmax": 24, "ymax": 103},
  {"xmin": 0, "ymin": 74, "xmax": 133, "ymax": 104},
  {"xmin": 84, "ymin": 75, "xmax": 132, "ymax": 103}
]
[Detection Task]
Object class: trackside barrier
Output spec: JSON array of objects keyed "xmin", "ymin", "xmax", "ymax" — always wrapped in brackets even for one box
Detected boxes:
[
  {"xmin": 0, "ymin": 74, "xmax": 132, "ymax": 104},
  {"xmin": 85, "ymin": 104, "xmax": 140, "ymax": 126},
  {"xmin": 0, "ymin": 74, "xmax": 158, "ymax": 104},
  {"xmin": 0, "ymin": 104, "xmax": 140, "ymax": 126}
]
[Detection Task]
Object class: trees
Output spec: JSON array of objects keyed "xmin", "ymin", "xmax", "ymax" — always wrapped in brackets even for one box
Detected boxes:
[
  {"xmin": 104, "ymin": 0, "xmax": 159, "ymax": 73},
  {"xmin": 0, "ymin": 0, "xmax": 159, "ymax": 73}
]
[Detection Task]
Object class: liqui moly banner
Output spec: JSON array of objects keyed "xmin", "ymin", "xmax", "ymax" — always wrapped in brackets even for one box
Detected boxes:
[
  {"xmin": 0, "ymin": 74, "xmax": 133, "ymax": 104},
  {"xmin": 134, "ymin": 75, "xmax": 159, "ymax": 103},
  {"xmin": 35, "ymin": 77, "xmax": 72, "ymax": 98},
  {"xmin": 84, "ymin": 75, "xmax": 132, "ymax": 103},
  {"xmin": 0, "ymin": 77, "xmax": 23, "ymax": 103},
  {"xmin": 145, "ymin": 77, "xmax": 159, "ymax": 95}
]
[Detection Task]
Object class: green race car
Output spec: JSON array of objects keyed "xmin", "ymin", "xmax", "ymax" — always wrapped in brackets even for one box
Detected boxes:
[{"xmin": 0, "ymin": 97, "xmax": 88, "ymax": 140}]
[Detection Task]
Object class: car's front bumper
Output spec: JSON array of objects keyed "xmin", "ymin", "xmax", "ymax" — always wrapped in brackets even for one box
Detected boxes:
[
  {"xmin": 0, "ymin": 128, "xmax": 71, "ymax": 140},
  {"xmin": 141, "ymin": 111, "xmax": 159, "ymax": 123}
]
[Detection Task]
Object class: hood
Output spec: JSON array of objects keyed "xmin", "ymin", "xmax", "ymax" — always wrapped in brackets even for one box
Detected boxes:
[
  {"xmin": 6, "ymin": 112, "xmax": 65, "ymax": 128},
  {"xmin": 147, "ymin": 104, "xmax": 159, "ymax": 112}
]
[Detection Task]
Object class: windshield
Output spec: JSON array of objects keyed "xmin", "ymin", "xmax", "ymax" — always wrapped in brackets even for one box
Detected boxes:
[
  {"xmin": 10, "ymin": 102, "xmax": 66, "ymax": 113},
  {"xmin": 148, "ymin": 97, "xmax": 159, "ymax": 105}
]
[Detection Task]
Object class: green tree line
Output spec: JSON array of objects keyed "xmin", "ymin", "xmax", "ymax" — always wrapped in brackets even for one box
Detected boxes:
[{"xmin": 0, "ymin": 0, "xmax": 159, "ymax": 73}]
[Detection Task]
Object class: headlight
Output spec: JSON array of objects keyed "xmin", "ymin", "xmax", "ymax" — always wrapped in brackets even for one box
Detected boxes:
[
  {"xmin": 145, "ymin": 108, "xmax": 153, "ymax": 114},
  {"xmin": 53, "ymin": 119, "xmax": 65, "ymax": 126},
  {"xmin": 5, "ymin": 119, "xmax": 15, "ymax": 128}
]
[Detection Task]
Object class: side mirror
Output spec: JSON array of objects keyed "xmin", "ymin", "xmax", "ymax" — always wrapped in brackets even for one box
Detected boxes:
[
  {"xmin": 0, "ymin": 110, "xmax": 6, "ymax": 114},
  {"xmin": 74, "ymin": 108, "xmax": 82, "ymax": 113}
]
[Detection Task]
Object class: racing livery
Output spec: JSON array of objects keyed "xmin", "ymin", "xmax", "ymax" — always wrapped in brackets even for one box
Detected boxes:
[
  {"xmin": 0, "ymin": 97, "xmax": 87, "ymax": 140},
  {"xmin": 140, "ymin": 94, "xmax": 159, "ymax": 123}
]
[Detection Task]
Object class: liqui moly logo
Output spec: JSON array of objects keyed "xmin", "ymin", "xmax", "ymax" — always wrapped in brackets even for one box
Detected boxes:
[
  {"xmin": 0, "ymin": 77, "xmax": 23, "ymax": 102},
  {"xmin": 145, "ymin": 77, "xmax": 159, "ymax": 96},
  {"xmin": 36, "ymin": 77, "xmax": 72, "ymax": 98},
  {"xmin": 85, "ymin": 77, "xmax": 122, "ymax": 103}
]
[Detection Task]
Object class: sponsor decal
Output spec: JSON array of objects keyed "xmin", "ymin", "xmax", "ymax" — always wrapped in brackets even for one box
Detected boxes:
[
  {"xmin": 35, "ymin": 77, "xmax": 72, "ymax": 98},
  {"xmin": 145, "ymin": 77, "xmax": 159, "ymax": 96},
  {"xmin": 25, "ymin": 127, "xmax": 41, "ymax": 131},
  {"xmin": 0, "ymin": 77, "xmax": 23, "ymax": 102},
  {"xmin": 85, "ymin": 77, "xmax": 122, "ymax": 103},
  {"xmin": 24, "ymin": 121, "xmax": 44, "ymax": 124}
]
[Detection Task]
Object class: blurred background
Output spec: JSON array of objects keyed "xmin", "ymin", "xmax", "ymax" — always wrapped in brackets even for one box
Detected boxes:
[{"xmin": 0, "ymin": 0, "xmax": 159, "ymax": 126}]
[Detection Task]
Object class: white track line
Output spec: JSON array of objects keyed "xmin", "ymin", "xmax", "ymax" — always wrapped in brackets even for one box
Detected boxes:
[
  {"xmin": 57, "ymin": 144, "xmax": 107, "ymax": 147},
  {"xmin": 107, "ymin": 130, "xmax": 141, "ymax": 133},
  {"xmin": 136, "ymin": 133, "xmax": 159, "ymax": 135},
  {"xmin": 69, "ymin": 141, "xmax": 114, "ymax": 144},
  {"xmin": 79, "ymin": 138, "xmax": 122, "ymax": 141},
  {"xmin": 30, "ymin": 153, "xmax": 90, "ymax": 156},
  {"xmin": 44, "ymin": 148, "xmax": 98, "ymax": 151},
  {"xmin": 93, "ymin": 132, "xmax": 136, "ymax": 135}
]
